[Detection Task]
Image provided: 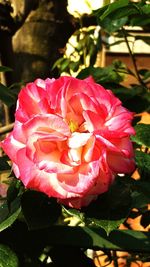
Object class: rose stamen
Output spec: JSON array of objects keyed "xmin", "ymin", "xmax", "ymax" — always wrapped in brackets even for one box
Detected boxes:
[{"xmin": 69, "ymin": 120, "xmax": 78, "ymax": 133}]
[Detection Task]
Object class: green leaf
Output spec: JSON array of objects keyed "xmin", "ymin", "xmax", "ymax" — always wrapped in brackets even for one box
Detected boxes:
[
  {"xmin": 64, "ymin": 177, "xmax": 131, "ymax": 235},
  {"xmin": 123, "ymin": 94, "xmax": 150, "ymax": 113},
  {"xmin": 60, "ymin": 59, "xmax": 70, "ymax": 72},
  {"xmin": 21, "ymin": 191, "xmax": 62, "ymax": 230},
  {"xmin": 84, "ymin": 178, "xmax": 131, "ymax": 234},
  {"xmin": 100, "ymin": 16, "xmax": 128, "ymax": 33},
  {"xmin": 139, "ymin": 69, "xmax": 150, "ymax": 80},
  {"xmin": 0, "ymin": 66, "xmax": 12, "ymax": 72},
  {"xmin": 0, "ymin": 197, "xmax": 21, "ymax": 232},
  {"xmin": 7, "ymin": 179, "xmax": 22, "ymax": 208},
  {"xmin": 131, "ymin": 124, "xmax": 150, "ymax": 148},
  {"xmin": 0, "ymin": 83, "xmax": 16, "ymax": 107},
  {"xmin": 0, "ymin": 244, "xmax": 19, "ymax": 267},
  {"xmin": 77, "ymin": 64, "xmax": 125, "ymax": 84},
  {"xmin": 51, "ymin": 57, "xmax": 65, "ymax": 70},
  {"xmin": 135, "ymin": 150, "xmax": 150, "ymax": 180},
  {"xmin": 130, "ymin": 16, "xmax": 150, "ymax": 27},
  {"xmin": 63, "ymin": 206, "xmax": 85, "ymax": 223},
  {"xmin": 69, "ymin": 61, "xmax": 80, "ymax": 72},
  {"xmin": 100, "ymin": 0, "xmax": 129, "ymax": 20},
  {"xmin": 0, "ymin": 157, "xmax": 11, "ymax": 171},
  {"xmin": 141, "ymin": 4, "xmax": 150, "ymax": 14},
  {"xmin": 29, "ymin": 225, "xmax": 150, "ymax": 252},
  {"xmin": 131, "ymin": 180, "xmax": 150, "ymax": 208}
]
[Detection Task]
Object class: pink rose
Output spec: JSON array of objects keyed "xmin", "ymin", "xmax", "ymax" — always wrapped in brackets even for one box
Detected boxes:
[{"xmin": 1, "ymin": 76, "xmax": 135, "ymax": 208}]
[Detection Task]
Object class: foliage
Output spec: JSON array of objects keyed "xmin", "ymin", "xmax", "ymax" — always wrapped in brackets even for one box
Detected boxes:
[{"xmin": 0, "ymin": 0, "xmax": 150, "ymax": 266}]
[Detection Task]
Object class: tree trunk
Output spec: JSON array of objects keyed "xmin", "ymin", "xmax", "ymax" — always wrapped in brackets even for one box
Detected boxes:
[
  {"xmin": 0, "ymin": 0, "xmax": 74, "ymax": 84},
  {"xmin": 12, "ymin": 0, "xmax": 74, "ymax": 83}
]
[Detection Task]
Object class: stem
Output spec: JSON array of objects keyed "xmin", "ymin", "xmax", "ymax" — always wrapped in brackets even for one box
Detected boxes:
[
  {"xmin": 121, "ymin": 27, "xmax": 147, "ymax": 89},
  {"xmin": 0, "ymin": 122, "xmax": 14, "ymax": 134},
  {"xmin": 112, "ymin": 251, "xmax": 119, "ymax": 267}
]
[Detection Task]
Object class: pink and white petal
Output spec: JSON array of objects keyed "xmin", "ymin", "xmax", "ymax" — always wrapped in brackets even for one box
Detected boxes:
[
  {"xmin": 95, "ymin": 134, "xmax": 120, "ymax": 153},
  {"xmin": 108, "ymin": 136, "xmax": 134, "ymax": 157},
  {"xmin": 58, "ymin": 194, "xmax": 97, "ymax": 209},
  {"xmin": 35, "ymin": 78, "xmax": 47, "ymax": 90},
  {"xmin": 82, "ymin": 135, "xmax": 96, "ymax": 162},
  {"xmin": 16, "ymin": 83, "xmax": 47, "ymax": 121},
  {"xmin": 37, "ymin": 158, "xmax": 75, "ymax": 174},
  {"xmin": 1, "ymin": 133, "xmax": 25, "ymax": 163},
  {"xmin": 12, "ymin": 163, "xmax": 20, "ymax": 178},
  {"xmin": 68, "ymin": 147, "xmax": 83, "ymax": 166},
  {"xmin": 68, "ymin": 132, "xmax": 92, "ymax": 148},
  {"xmin": 22, "ymin": 114, "xmax": 70, "ymax": 141},
  {"xmin": 83, "ymin": 110, "xmax": 104, "ymax": 132},
  {"xmin": 26, "ymin": 133, "xmax": 66, "ymax": 162},
  {"xmin": 107, "ymin": 151, "xmax": 135, "ymax": 173},
  {"xmin": 57, "ymin": 160, "xmax": 100, "ymax": 195},
  {"xmin": 13, "ymin": 120, "xmax": 26, "ymax": 144},
  {"xmin": 16, "ymin": 148, "xmax": 79, "ymax": 199},
  {"xmin": 87, "ymin": 167, "xmax": 113, "ymax": 196},
  {"xmin": 105, "ymin": 111, "xmax": 134, "ymax": 131}
]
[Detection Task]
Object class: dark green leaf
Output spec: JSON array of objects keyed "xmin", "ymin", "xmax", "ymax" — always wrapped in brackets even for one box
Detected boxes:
[
  {"xmin": 69, "ymin": 61, "xmax": 80, "ymax": 72},
  {"xmin": 140, "ymin": 210, "xmax": 150, "ymax": 228},
  {"xmin": 123, "ymin": 94, "xmax": 150, "ymax": 113},
  {"xmin": 0, "ymin": 83, "xmax": 16, "ymax": 107},
  {"xmin": 139, "ymin": 69, "xmax": 150, "ymax": 80},
  {"xmin": 99, "ymin": 16, "xmax": 128, "ymax": 33},
  {"xmin": 0, "ymin": 157, "xmax": 11, "ymax": 171},
  {"xmin": 131, "ymin": 180, "xmax": 150, "ymax": 208},
  {"xmin": 63, "ymin": 206, "xmax": 85, "ymax": 223},
  {"xmin": 60, "ymin": 59, "xmax": 71, "ymax": 72},
  {"xmin": 77, "ymin": 64, "xmax": 125, "ymax": 84},
  {"xmin": 130, "ymin": 16, "xmax": 150, "ymax": 27},
  {"xmin": 51, "ymin": 57, "xmax": 65, "ymax": 70},
  {"xmin": 0, "ymin": 66, "xmax": 12, "ymax": 72},
  {"xmin": 29, "ymin": 225, "xmax": 150, "ymax": 252},
  {"xmin": 135, "ymin": 150, "xmax": 150, "ymax": 180},
  {"xmin": 99, "ymin": 0, "xmax": 129, "ymax": 20},
  {"xmin": 83, "ymin": 178, "xmax": 131, "ymax": 234},
  {"xmin": 131, "ymin": 124, "xmax": 150, "ymax": 148},
  {"xmin": 21, "ymin": 191, "xmax": 62, "ymax": 230},
  {"xmin": 49, "ymin": 246, "xmax": 95, "ymax": 267},
  {"xmin": 0, "ymin": 244, "xmax": 19, "ymax": 267},
  {"xmin": 141, "ymin": 4, "xmax": 150, "ymax": 14},
  {"xmin": 7, "ymin": 179, "xmax": 21, "ymax": 207},
  {"xmin": 0, "ymin": 197, "xmax": 21, "ymax": 232},
  {"xmin": 64, "ymin": 177, "xmax": 131, "ymax": 235}
]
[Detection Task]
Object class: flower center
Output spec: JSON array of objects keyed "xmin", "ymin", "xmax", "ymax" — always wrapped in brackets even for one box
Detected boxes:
[{"xmin": 69, "ymin": 120, "xmax": 78, "ymax": 133}]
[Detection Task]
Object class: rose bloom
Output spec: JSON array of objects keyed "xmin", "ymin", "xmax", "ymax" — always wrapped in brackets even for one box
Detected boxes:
[{"xmin": 1, "ymin": 76, "xmax": 135, "ymax": 208}]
